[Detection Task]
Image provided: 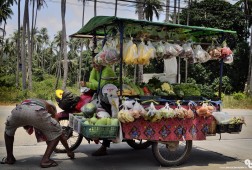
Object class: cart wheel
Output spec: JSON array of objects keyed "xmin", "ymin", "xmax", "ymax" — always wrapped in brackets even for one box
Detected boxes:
[
  {"xmin": 126, "ymin": 139, "xmax": 152, "ymax": 150},
  {"xmin": 54, "ymin": 118, "xmax": 83, "ymax": 153},
  {"xmin": 152, "ymin": 140, "xmax": 192, "ymax": 166}
]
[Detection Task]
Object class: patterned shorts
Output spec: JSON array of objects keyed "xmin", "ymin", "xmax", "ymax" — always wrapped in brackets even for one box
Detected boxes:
[{"xmin": 5, "ymin": 104, "xmax": 62, "ymax": 141}]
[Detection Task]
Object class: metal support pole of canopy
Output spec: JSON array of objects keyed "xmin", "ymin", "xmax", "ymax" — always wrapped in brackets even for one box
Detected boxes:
[
  {"xmin": 97, "ymin": 29, "xmax": 108, "ymax": 95},
  {"xmin": 119, "ymin": 21, "xmax": 124, "ymax": 96},
  {"xmin": 219, "ymin": 59, "xmax": 224, "ymax": 100}
]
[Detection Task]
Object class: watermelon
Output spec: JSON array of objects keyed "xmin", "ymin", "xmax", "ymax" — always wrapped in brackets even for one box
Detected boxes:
[{"xmin": 81, "ymin": 103, "xmax": 97, "ymax": 118}]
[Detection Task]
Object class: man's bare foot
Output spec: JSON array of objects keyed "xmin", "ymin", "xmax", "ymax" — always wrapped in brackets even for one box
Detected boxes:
[
  {"xmin": 40, "ymin": 159, "xmax": 58, "ymax": 168},
  {"xmin": 1, "ymin": 156, "xmax": 16, "ymax": 164},
  {"xmin": 67, "ymin": 151, "xmax": 75, "ymax": 159}
]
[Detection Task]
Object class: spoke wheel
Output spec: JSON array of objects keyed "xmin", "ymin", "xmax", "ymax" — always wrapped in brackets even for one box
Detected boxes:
[
  {"xmin": 152, "ymin": 140, "xmax": 192, "ymax": 166},
  {"xmin": 126, "ymin": 139, "xmax": 152, "ymax": 150},
  {"xmin": 54, "ymin": 118, "xmax": 83, "ymax": 153}
]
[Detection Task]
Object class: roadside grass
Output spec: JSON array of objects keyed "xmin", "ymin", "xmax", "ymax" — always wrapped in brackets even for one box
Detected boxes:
[{"xmin": 222, "ymin": 95, "xmax": 252, "ymax": 109}]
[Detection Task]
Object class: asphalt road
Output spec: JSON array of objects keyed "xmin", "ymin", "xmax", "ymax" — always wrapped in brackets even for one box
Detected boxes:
[{"xmin": 0, "ymin": 106, "xmax": 252, "ymax": 170}]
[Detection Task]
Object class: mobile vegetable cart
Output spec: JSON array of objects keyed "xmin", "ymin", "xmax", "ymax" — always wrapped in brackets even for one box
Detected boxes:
[{"xmin": 70, "ymin": 16, "xmax": 243, "ymax": 166}]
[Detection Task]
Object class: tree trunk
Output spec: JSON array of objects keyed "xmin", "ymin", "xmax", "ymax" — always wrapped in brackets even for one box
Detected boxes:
[
  {"xmin": 16, "ymin": 0, "xmax": 21, "ymax": 88},
  {"xmin": 177, "ymin": 0, "xmax": 180, "ymax": 24},
  {"xmin": 78, "ymin": 0, "xmax": 86, "ymax": 88},
  {"xmin": 165, "ymin": 0, "xmax": 170, "ymax": 22},
  {"xmin": 61, "ymin": 0, "xmax": 68, "ymax": 90},
  {"xmin": 247, "ymin": 25, "xmax": 252, "ymax": 96},
  {"xmin": 173, "ymin": 0, "xmax": 177, "ymax": 24},
  {"xmin": 137, "ymin": 0, "xmax": 144, "ymax": 19},
  {"xmin": 27, "ymin": 1, "xmax": 32, "ymax": 91},
  {"xmin": 21, "ymin": 0, "xmax": 29, "ymax": 90}
]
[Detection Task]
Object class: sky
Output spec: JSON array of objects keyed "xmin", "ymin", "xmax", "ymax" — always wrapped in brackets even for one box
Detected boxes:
[
  {"xmin": 5, "ymin": 0, "xmax": 237, "ymax": 41},
  {"xmin": 5, "ymin": 0, "xmax": 145, "ymax": 40}
]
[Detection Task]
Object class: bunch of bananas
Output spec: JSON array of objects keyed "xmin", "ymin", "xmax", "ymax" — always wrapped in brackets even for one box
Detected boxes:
[{"xmin": 118, "ymin": 109, "xmax": 134, "ymax": 123}]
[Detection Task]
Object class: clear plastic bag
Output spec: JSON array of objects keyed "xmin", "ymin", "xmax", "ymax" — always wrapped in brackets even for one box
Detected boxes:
[
  {"xmin": 147, "ymin": 41, "xmax": 156, "ymax": 59},
  {"xmin": 194, "ymin": 45, "xmax": 211, "ymax": 63},
  {"xmin": 137, "ymin": 40, "xmax": 152, "ymax": 65},
  {"xmin": 156, "ymin": 41, "xmax": 165, "ymax": 58},
  {"xmin": 174, "ymin": 104, "xmax": 188, "ymax": 119},
  {"xmin": 123, "ymin": 39, "xmax": 138, "ymax": 65},
  {"xmin": 181, "ymin": 43, "xmax": 195, "ymax": 59},
  {"xmin": 105, "ymin": 48, "xmax": 119, "ymax": 65},
  {"xmin": 147, "ymin": 102, "xmax": 157, "ymax": 117},
  {"xmin": 223, "ymin": 54, "xmax": 233, "ymax": 64},
  {"xmin": 172, "ymin": 44, "xmax": 184, "ymax": 56},
  {"xmin": 164, "ymin": 42, "xmax": 179, "ymax": 59},
  {"xmin": 159, "ymin": 103, "xmax": 175, "ymax": 118}
]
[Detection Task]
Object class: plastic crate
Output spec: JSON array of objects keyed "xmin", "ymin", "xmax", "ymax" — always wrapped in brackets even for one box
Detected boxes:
[
  {"xmin": 216, "ymin": 124, "xmax": 228, "ymax": 133},
  {"xmin": 73, "ymin": 116, "xmax": 84, "ymax": 133},
  {"xmin": 81, "ymin": 124, "xmax": 119, "ymax": 139},
  {"xmin": 216, "ymin": 124, "xmax": 243, "ymax": 133},
  {"xmin": 69, "ymin": 114, "xmax": 74, "ymax": 128},
  {"xmin": 227, "ymin": 123, "xmax": 243, "ymax": 133}
]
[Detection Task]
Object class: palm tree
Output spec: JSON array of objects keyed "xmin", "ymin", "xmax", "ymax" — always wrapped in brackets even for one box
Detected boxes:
[
  {"xmin": 0, "ymin": 0, "xmax": 15, "ymax": 39},
  {"xmin": 142, "ymin": 0, "xmax": 163, "ymax": 22}
]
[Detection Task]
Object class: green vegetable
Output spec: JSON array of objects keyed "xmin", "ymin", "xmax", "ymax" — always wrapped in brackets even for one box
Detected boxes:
[{"xmin": 173, "ymin": 83, "xmax": 201, "ymax": 97}]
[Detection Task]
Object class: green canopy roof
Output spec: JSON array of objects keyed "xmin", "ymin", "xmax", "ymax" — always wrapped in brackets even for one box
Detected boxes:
[{"xmin": 71, "ymin": 16, "xmax": 236, "ymax": 40}]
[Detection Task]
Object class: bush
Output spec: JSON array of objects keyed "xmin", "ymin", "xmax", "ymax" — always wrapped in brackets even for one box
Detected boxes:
[
  {"xmin": 33, "ymin": 68, "xmax": 44, "ymax": 82},
  {"xmin": 232, "ymin": 92, "xmax": 246, "ymax": 100},
  {"xmin": 0, "ymin": 74, "xmax": 16, "ymax": 87}
]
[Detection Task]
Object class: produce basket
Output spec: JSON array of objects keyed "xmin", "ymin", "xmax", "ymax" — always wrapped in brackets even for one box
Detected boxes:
[
  {"xmin": 73, "ymin": 116, "xmax": 84, "ymax": 133},
  {"xmin": 216, "ymin": 123, "xmax": 243, "ymax": 133},
  {"xmin": 81, "ymin": 124, "xmax": 119, "ymax": 139},
  {"xmin": 69, "ymin": 114, "xmax": 74, "ymax": 128}
]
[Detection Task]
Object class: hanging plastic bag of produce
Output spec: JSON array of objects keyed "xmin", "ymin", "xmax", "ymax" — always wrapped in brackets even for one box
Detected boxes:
[
  {"xmin": 156, "ymin": 41, "xmax": 165, "ymax": 58},
  {"xmin": 194, "ymin": 45, "xmax": 211, "ymax": 63},
  {"xmin": 105, "ymin": 48, "xmax": 119, "ymax": 65},
  {"xmin": 208, "ymin": 45, "xmax": 222, "ymax": 60},
  {"xmin": 174, "ymin": 104, "xmax": 188, "ymax": 119},
  {"xmin": 221, "ymin": 41, "xmax": 233, "ymax": 59},
  {"xmin": 118, "ymin": 102, "xmax": 134, "ymax": 123},
  {"xmin": 94, "ymin": 50, "xmax": 107, "ymax": 65},
  {"xmin": 123, "ymin": 38, "xmax": 138, "ymax": 65},
  {"xmin": 196, "ymin": 102, "xmax": 216, "ymax": 117},
  {"xmin": 159, "ymin": 102, "xmax": 175, "ymax": 119},
  {"xmin": 172, "ymin": 43, "xmax": 184, "ymax": 56},
  {"xmin": 181, "ymin": 43, "xmax": 194, "ymax": 58},
  {"xmin": 147, "ymin": 102, "xmax": 157, "ymax": 117},
  {"xmin": 186, "ymin": 102, "xmax": 195, "ymax": 119},
  {"xmin": 164, "ymin": 42, "xmax": 179, "ymax": 59},
  {"xmin": 223, "ymin": 54, "xmax": 234, "ymax": 64},
  {"xmin": 147, "ymin": 41, "xmax": 156, "ymax": 59},
  {"xmin": 138, "ymin": 40, "xmax": 152, "ymax": 65}
]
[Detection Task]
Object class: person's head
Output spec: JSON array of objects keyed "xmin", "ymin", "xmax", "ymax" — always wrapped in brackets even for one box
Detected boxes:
[{"xmin": 92, "ymin": 58, "xmax": 102, "ymax": 71}]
